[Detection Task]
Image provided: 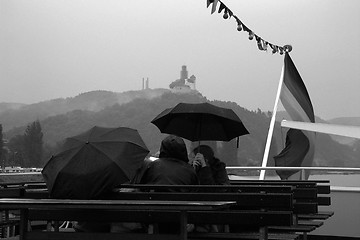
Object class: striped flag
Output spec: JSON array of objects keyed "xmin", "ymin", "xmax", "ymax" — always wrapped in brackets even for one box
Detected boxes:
[{"xmin": 274, "ymin": 52, "xmax": 316, "ymax": 180}]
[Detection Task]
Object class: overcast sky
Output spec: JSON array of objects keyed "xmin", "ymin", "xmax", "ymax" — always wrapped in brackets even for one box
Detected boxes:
[{"xmin": 1, "ymin": 0, "xmax": 359, "ymax": 120}]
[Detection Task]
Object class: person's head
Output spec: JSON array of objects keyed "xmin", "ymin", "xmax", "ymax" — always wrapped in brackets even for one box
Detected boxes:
[
  {"xmin": 159, "ymin": 135, "xmax": 188, "ymax": 163},
  {"xmin": 192, "ymin": 145, "xmax": 216, "ymax": 166}
]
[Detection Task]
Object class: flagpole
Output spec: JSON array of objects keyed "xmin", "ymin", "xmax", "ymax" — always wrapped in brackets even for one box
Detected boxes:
[{"xmin": 259, "ymin": 65, "xmax": 285, "ymax": 180}]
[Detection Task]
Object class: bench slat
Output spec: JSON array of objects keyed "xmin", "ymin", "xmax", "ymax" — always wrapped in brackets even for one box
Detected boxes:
[
  {"xmin": 189, "ymin": 232, "xmax": 300, "ymax": 240},
  {"xmin": 114, "ymin": 192, "xmax": 293, "ymax": 210},
  {"xmin": 26, "ymin": 231, "xmax": 180, "ymax": 240},
  {"xmin": 188, "ymin": 211, "xmax": 293, "ymax": 226},
  {"xmin": 293, "ymin": 202, "xmax": 318, "ymax": 214},
  {"xmin": 297, "ymin": 211, "xmax": 334, "ymax": 220},
  {"xmin": 0, "ymin": 188, "xmax": 24, "ymax": 198},
  {"xmin": 297, "ymin": 220, "xmax": 324, "ymax": 227},
  {"xmin": 269, "ymin": 224, "xmax": 316, "ymax": 232},
  {"xmin": 119, "ymin": 184, "xmax": 294, "ymax": 193},
  {"xmin": 28, "ymin": 209, "xmax": 293, "ymax": 226}
]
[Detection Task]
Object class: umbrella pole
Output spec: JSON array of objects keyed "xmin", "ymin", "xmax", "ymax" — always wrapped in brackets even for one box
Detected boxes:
[
  {"xmin": 196, "ymin": 140, "xmax": 200, "ymax": 153},
  {"xmin": 196, "ymin": 120, "xmax": 201, "ymax": 151}
]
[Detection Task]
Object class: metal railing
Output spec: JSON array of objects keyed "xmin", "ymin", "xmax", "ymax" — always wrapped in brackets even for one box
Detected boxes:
[
  {"xmin": 226, "ymin": 166, "xmax": 360, "ymax": 192},
  {"xmin": 226, "ymin": 166, "xmax": 360, "ymax": 171}
]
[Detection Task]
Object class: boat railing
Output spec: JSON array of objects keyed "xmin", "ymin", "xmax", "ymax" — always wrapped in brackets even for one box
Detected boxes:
[
  {"xmin": 226, "ymin": 166, "xmax": 360, "ymax": 192},
  {"xmin": 226, "ymin": 166, "xmax": 360, "ymax": 171}
]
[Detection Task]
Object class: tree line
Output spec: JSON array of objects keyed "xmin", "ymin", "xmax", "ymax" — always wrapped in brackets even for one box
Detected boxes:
[{"xmin": 0, "ymin": 121, "xmax": 43, "ymax": 168}]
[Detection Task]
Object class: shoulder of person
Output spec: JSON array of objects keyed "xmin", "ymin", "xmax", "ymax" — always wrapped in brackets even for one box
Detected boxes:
[{"xmin": 213, "ymin": 159, "xmax": 226, "ymax": 168}]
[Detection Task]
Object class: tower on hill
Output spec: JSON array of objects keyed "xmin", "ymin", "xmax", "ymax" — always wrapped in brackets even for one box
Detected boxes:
[
  {"xmin": 169, "ymin": 65, "xmax": 196, "ymax": 92},
  {"xmin": 142, "ymin": 77, "xmax": 150, "ymax": 90},
  {"xmin": 180, "ymin": 65, "xmax": 188, "ymax": 80}
]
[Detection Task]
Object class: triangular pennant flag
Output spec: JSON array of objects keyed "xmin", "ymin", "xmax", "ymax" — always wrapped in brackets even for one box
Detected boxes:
[
  {"xmin": 270, "ymin": 44, "xmax": 278, "ymax": 54},
  {"xmin": 257, "ymin": 39, "xmax": 264, "ymax": 51},
  {"xmin": 211, "ymin": 0, "xmax": 219, "ymax": 14},
  {"xmin": 263, "ymin": 41, "xmax": 268, "ymax": 51},
  {"xmin": 218, "ymin": 2, "xmax": 226, "ymax": 13},
  {"xmin": 228, "ymin": 9, "xmax": 233, "ymax": 18},
  {"xmin": 223, "ymin": 9, "xmax": 229, "ymax": 19},
  {"xmin": 279, "ymin": 47, "xmax": 284, "ymax": 55},
  {"xmin": 205, "ymin": 0, "xmax": 285, "ymax": 55},
  {"xmin": 242, "ymin": 24, "xmax": 250, "ymax": 33}
]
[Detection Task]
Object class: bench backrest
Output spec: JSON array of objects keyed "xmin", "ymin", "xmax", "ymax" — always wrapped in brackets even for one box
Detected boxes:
[
  {"xmin": 230, "ymin": 180, "xmax": 331, "ymax": 206},
  {"xmin": 118, "ymin": 184, "xmax": 319, "ymax": 214},
  {"xmin": 113, "ymin": 191, "xmax": 293, "ymax": 211},
  {"xmin": 0, "ymin": 187, "xmax": 25, "ymax": 198}
]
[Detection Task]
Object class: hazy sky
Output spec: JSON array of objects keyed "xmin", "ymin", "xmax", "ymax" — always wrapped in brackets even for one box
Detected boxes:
[{"xmin": 1, "ymin": 0, "xmax": 359, "ymax": 120}]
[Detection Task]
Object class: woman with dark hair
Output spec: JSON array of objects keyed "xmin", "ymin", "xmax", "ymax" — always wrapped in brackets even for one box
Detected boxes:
[
  {"xmin": 190, "ymin": 145, "xmax": 230, "ymax": 185},
  {"xmin": 189, "ymin": 145, "xmax": 230, "ymax": 233}
]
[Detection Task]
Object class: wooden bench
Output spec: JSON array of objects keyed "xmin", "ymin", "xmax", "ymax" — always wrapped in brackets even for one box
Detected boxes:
[
  {"xmin": 229, "ymin": 180, "xmax": 332, "ymax": 216},
  {"xmin": 7, "ymin": 180, "xmax": 332, "ymax": 240},
  {"xmin": 117, "ymin": 183, "xmax": 332, "ymax": 240},
  {"xmin": 0, "ymin": 187, "xmax": 25, "ymax": 238},
  {"xmin": 0, "ymin": 198, "xmax": 236, "ymax": 240},
  {"xmin": 23, "ymin": 184, "xmax": 300, "ymax": 239},
  {"xmin": 229, "ymin": 179, "xmax": 333, "ymax": 239},
  {"xmin": 8, "ymin": 185, "xmax": 298, "ymax": 240},
  {"xmin": 115, "ymin": 184, "xmax": 299, "ymax": 240},
  {"xmin": 23, "ymin": 182, "xmax": 332, "ymax": 224}
]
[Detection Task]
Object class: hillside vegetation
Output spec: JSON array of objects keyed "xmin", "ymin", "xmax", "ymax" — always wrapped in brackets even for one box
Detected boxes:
[
  {"xmin": 2, "ymin": 90, "xmax": 359, "ymax": 168},
  {"xmin": 0, "ymin": 89, "xmax": 169, "ymax": 132}
]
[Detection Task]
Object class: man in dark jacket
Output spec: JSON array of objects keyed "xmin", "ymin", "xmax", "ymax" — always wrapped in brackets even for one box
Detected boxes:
[
  {"xmin": 140, "ymin": 135, "xmax": 198, "ymax": 186},
  {"xmin": 139, "ymin": 135, "xmax": 198, "ymax": 234}
]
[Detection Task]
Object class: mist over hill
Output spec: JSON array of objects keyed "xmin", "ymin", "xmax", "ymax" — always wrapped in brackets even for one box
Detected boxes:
[
  {"xmin": 0, "ymin": 102, "xmax": 26, "ymax": 113},
  {"xmin": 328, "ymin": 117, "xmax": 360, "ymax": 126},
  {"xmin": 326, "ymin": 117, "xmax": 360, "ymax": 145},
  {"xmin": 0, "ymin": 89, "xmax": 169, "ymax": 132},
  {"xmin": 1, "ymin": 90, "xmax": 359, "ymax": 168}
]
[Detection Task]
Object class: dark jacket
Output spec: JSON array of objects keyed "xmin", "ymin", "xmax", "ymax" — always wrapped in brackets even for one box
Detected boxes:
[
  {"xmin": 193, "ymin": 145, "xmax": 229, "ymax": 186},
  {"xmin": 140, "ymin": 135, "xmax": 198, "ymax": 187},
  {"xmin": 197, "ymin": 157, "xmax": 229, "ymax": 185}
]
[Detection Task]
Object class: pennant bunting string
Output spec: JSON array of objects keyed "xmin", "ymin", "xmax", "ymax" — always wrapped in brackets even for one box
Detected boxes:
[{"xmin": 206, "ymin": 0, "xmax": 292, "ymax": 55}]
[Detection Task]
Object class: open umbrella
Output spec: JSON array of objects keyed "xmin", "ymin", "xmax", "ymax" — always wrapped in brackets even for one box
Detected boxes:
[
  {"xmin": 151, "ymin": 102, "xmax": 249, "ymax": 144},
  {"xmin": 42, "ymin": 126, "xmax": 149, "ymax": 199}
]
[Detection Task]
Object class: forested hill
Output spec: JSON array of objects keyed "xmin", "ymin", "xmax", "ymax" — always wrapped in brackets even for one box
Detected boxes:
[
  {"xmin": 0, "ymin": 89, "xmax": 169, "ymax": 132},
  {"xmin": 3, "ymin": 90, "xmax": 359, "ymax": 168}
]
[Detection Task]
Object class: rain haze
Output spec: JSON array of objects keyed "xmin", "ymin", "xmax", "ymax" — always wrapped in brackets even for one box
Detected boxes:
[{"xmin": 1, "ymin": 0, "xmax": 359, "ymax": 120}]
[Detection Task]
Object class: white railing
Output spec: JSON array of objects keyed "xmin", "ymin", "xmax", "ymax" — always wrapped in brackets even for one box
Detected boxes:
[
  {"xmin": 226, "ymin": 166, "xmax": 360, "ymax": 192},
  {"xmin": 226, "ymin": 166, "xmax": 360, "ymax": 171}
]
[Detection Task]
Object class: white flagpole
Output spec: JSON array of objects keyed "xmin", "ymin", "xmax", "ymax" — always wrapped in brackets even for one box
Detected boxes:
[{"xmin": 259, "ymin": 65, "xmax": 285, "ymax": 180}]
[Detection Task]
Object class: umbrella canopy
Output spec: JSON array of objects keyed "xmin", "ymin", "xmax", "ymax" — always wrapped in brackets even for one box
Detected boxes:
[
  {"xmin": 151, "ymin": 102, "xmax": 249, "ymax": 142},
  {"xmin": 42, "ymin": 126, "xmax": 149, "ymax": 199}
]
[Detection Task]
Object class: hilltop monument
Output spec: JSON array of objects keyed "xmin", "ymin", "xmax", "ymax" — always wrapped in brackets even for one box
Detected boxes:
[{"xmin": 169, "ymin": 65, "xmax": 196, "ymax": 93}]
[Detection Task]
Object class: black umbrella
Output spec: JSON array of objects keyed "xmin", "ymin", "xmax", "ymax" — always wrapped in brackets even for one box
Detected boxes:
[
  {"xmin": 42, "ymin": 126, "xmax": 149, "ymax": 199},
  {"xmin": 151, "ymin": 102, "xmax": 249, "ymax": 144}
]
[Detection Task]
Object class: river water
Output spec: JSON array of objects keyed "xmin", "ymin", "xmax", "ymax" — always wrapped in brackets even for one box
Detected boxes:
[{"xmin": 309, "ymin": 173, "xmax": 360, "ymax": 188}]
